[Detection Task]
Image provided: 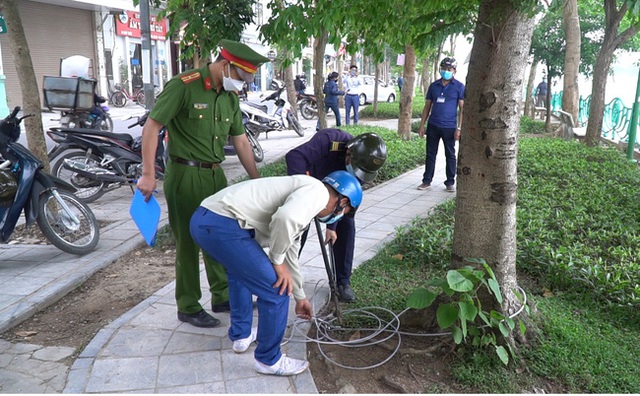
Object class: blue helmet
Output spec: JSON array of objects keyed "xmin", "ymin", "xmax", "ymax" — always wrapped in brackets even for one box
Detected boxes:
[{"xmin": 322, "ymin": 170, "xmax": 363, "ymax": 216}]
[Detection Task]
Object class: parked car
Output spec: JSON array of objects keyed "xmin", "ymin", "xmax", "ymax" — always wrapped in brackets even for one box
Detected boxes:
[{"xmin": 358, "ymin": 75, "xmax": 396, "ymax": 105}]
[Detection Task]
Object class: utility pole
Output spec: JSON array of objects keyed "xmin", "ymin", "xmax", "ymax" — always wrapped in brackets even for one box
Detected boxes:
[{"xmin": 139, "ymin": 0, "xmax": 154, "ymax": 110}]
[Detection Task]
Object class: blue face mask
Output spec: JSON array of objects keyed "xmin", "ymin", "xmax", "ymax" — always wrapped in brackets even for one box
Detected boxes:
[
  {"xmin": 318, "ymin": 211, "xmax": 344, "ymax": 224},
  {"xmin": 440, "ymin": 70, "xmax": 453, "ymax": 80}
]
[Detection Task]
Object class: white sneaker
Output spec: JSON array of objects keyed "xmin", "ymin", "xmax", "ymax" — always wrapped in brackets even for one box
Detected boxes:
[
  {"xmin": 254, "ymin": 355, "xmax": 310, "ymax": 376},
  {"xmin": 232, "ymin": 328, "xmax": 257, "ymax": 354}
]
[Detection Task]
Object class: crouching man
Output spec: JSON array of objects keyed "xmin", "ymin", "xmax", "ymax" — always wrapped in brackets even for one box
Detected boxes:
[{"xmin": 190, "ymin": 171, "xmax": 362, "ymax": 376}]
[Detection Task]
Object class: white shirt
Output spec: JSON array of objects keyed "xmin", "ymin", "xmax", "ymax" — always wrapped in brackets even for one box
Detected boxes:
[
  {"xmin": 345, "ymin": 74, "xmax": 363, "ymax": 96},
  {"xmin": 200, "ymin": 175, "xmax": 329, "ymax": 300}
]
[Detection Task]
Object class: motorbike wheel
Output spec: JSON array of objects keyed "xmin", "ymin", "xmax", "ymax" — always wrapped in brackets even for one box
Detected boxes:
[
  {"xmin": 51, "ymin": 149, "xmax": 107, "ymax": 203},
  {"xmin": 299, "ymin": 99, "xmax": 317, "ymax": 120},
  {"xmin": 287, "ymin": 112, "xmax": 304, "ymax": 137},
  {"xmin": 97, "ymin": 114, "xmax": 114, "ymax": 132},
  {"xmin": 136, "ymin": 91, "xmax": 145, "ymax": 106},
  {"xmin": 37, "ymin": 189, "xmax": 100, "ymax": 255},
  {"xmin": 110, "ymin": 91, "xmax": 127, "ymax": 108},
  {"xmin": 246, "ymin": 130, "xmax": 264, "ymax": 163}
]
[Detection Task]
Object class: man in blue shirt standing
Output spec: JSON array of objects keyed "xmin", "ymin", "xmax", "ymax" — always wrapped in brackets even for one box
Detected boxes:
[
  {"xmin": 417, "ymin": 57, "xmax": 465, "ymax": 193},
  {"xmin": 344, "ymin": 65, "xmax": 363, "ymax": 125}
]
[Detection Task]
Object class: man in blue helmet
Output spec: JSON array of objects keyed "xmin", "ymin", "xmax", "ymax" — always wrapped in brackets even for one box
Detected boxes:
[
  {"xmin": 285, "ymin": 130, "xmax": 387, "ymax": 302},
  {"xmin": 190, "ymin": 171, "xmax": 362, "ymax": 377}
]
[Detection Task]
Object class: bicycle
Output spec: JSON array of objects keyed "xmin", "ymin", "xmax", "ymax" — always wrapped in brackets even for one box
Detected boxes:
[{"xmin": 109, "ymin": 80, "xmax": 145, "ymax": 108}]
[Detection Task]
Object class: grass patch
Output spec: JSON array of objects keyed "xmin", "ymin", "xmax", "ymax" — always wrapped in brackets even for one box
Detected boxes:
[
  {"xmin": 360, "ymin": 95, "xmax": 425, "ymax": 119},
  {"xmin": 347, "ymin": 135, "xmax": 640, "ymax": 392},
  {"xmin": 254, "ymin": 125, "xmax": 425, "ymax": 186}
]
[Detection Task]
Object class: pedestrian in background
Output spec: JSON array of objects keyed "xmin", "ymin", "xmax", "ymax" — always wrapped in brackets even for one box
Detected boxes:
[
  {"xmin": 285, "ymin": 129, "xmax": 387, "ymax": 302},
  {"xmin": 190, "ymin": 172, "xmax": 363, "ymax": 376},
  {"xmin": 137, "ymin": 39, "xmax": 269, "ymax": 328},
  {"xmin": 536, "ymin": 78, "xmax": 548, "ymax": 107},
  {"xmin": 294, "ymin": 74, "xmax": 306, "ymax": 95},
  {"xmin": 317, "ymin": 71, "xmax": 345, "ymax": 131},
  {"xmin": 416, "ymin": 57, "xmax": 465, "ymax": 193},
  {"xmin": 344, "ymin": 65, "xmax": 363, "ymax": 125},
  {"xmin": 397, "ymin": 75, "xmax": 404, "ymax": 92}
]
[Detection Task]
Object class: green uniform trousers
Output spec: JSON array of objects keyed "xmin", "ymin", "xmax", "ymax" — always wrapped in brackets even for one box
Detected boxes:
[{"xmin": 164, "ymin": 160, "xmax": 229, "ymax": 314}]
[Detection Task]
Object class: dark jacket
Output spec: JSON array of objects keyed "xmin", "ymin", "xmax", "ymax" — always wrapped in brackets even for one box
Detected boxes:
[{"xmin": 323, "ymin": 80, "xmax": 344, "ymax": 105}]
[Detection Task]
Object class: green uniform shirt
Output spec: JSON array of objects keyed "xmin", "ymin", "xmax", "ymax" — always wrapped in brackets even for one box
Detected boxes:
[{"xmin": 150, "ymin": 63, "xmax": 245, "ymax": 163}]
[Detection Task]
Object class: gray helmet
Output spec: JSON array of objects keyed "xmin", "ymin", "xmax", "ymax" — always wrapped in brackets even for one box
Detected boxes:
[
  {"xmin": 440, "ymin": 57, "xmax": 457, "ymax": 69},
  {"xmin": 346, "ymin": 133, "xmax": 387, "ymax": 183}
]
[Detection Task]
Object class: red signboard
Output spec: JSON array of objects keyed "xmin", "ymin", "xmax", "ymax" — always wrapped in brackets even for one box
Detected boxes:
[{"xmin": 115, "ymin": 11, "xmax": 167, "ymax": 41}]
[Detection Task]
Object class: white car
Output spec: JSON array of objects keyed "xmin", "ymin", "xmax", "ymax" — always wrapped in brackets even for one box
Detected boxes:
[{"xmin": 357, "ymin": 75, "xmax": 396, "ymax": 105}]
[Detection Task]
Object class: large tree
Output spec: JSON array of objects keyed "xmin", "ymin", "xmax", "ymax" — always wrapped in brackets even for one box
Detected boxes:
[
  {"xmin": 452, "ymin": 0, "xmax": 536, "ymax": 324},
  {"xmin": 585, "ymin": 0, "xmax": 640, "ymax": 146},
  {"xmin": 0, "ymin": 0, "xmax": 49, "ymax": 169},
  {"xmin": 562, "ymin": 0, "xmax": 581, "ymax": 122}
]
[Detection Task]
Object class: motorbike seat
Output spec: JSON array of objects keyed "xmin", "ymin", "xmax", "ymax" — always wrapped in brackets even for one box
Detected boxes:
[
  {"xmin": 51, "ymin": 127, "xmax": 134, "ymax": 146},
  {"xmin": 244, "ymin": 101, "xmax": 269, "ymax": 114}
]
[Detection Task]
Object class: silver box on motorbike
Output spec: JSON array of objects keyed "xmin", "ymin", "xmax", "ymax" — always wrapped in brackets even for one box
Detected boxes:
[{"xmin": 43, "ymin": 76, "xmax": 96, "ymax": 111}]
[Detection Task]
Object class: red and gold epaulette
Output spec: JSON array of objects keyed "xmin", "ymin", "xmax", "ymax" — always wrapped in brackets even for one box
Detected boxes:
[{"xmin": 180, "ymin": 72, "xmax": 201, "ymax": 84}]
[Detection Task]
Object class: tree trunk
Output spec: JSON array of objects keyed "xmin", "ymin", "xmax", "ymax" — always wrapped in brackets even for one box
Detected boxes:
[
  {"xmin": 398, "ymin": 44, "xmax": 416, "ymax": 140},
  {"xmin": 524, "ymin": 59, "xmax": 538, "ymax": 118},
  {"xmin": 421, "ymin": 57, "xmax": 430, "ymax": 97},
  {"xmin": 452, "ymin": 0, "xmax": 534, "ymax": 317},
  {"xmin": 283, "ymin": 59, "xmax": 297, "ymax": 117},
  {"xmin": 585, "ymin": 0, "xmax": 639, "ymax": 146},
  {"xmin": 0, "ymin": 0, "xmax": 49, "ymax": 170},
  {"xmin": 313, "ymin": 30, "xmax": 328, "ymax": 130},
  {"xmin": 373, "ymin": 63, "xmax": 380, "ymax": 116},
  {"xmin": 562, "ymin": 0, "xmax": 581, "ymax": 123},
  {"xmin": 545, "ymin": 64, "xmax": 551, "ymax": 130}
]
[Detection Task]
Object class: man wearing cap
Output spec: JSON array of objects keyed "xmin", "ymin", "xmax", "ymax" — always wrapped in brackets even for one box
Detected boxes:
[
  {"xmin": 285, "ymin": 129, "xmax": 387, "ymax": 302},
  {"xmin": 137, "ymin": 39, "xmax": 270, "ymax": 328}
]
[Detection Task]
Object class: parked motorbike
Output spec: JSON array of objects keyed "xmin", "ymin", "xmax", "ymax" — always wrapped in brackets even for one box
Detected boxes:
[
  {"xmin": 59, "ymin": 94, "xmax": 113, "ymax": 132},
  {"xmin": 0, "ymin": 106, "xmax": 100, "ymax": 255},
  {"xmin": 241, "ymin": 79, "xmax": 304, "ymax": 138},
  {"xmin": 223, "ymin": 121, "xmax": 264, "ymax": 163},
  {"xmin": 46, "ymin": 113, "xmax": 166, "ymax": 203},
  {"xmin": 296, "ymin": 92, "xmax": 318, "ymax": 120}
]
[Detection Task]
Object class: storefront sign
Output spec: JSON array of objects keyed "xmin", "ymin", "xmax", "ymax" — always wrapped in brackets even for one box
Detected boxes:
[{"xmin": 115, "ymin": 11, "xmax": 167, "ymax": 41}]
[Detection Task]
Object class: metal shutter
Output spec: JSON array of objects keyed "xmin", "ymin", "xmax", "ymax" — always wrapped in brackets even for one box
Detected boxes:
[{"xmin": 0, "ymin": 1, "xmax": 96, "ymax": 108}]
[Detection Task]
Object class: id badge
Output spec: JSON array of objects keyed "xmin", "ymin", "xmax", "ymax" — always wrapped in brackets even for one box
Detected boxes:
[{"xmin": 436, "ymin": 96, "xmax": 446, "ymax": 104}]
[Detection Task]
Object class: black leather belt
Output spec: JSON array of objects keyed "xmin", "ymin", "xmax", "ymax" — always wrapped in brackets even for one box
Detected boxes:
[{"xmin": 171, "ymin": 156, "xmax": 219, "ymax": 169}]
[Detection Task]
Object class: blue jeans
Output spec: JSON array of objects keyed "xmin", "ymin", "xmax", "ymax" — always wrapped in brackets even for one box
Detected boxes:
[
  {"xmin": 317, "ymin": 102, "xmax": 341, "ymax": 130},
  {"xmin": 345, "ymin": 94, "xmax": 359, "ymax": 125},
  {"xmin": 190, "ymin": 207, "xmax": 289, "ymax": 366},
  {"xmin": 421, "ymin": 123, "xmax": 457, "ymax": 187}
]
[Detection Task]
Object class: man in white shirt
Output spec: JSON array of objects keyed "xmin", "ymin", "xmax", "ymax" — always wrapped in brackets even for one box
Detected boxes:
[
  {"xmin": 344, "ymin": 65, "xmax": 363, "ymax": 125},
  {"xmin": 190, "ymin": 171, "xmax": 363, "ymax": 376}
]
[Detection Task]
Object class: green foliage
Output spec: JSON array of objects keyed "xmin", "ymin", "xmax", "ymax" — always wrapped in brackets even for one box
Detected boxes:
[
  {"xmin": 407, "ymin": 259, "xmax": 523, "ymax": 365},
  {"xmin": 154, "ymin": 0, "xmax": 255, "ymax": 62},
  {"xmin": 517, "ymin": 138, "xmax": 640, "ymax": 306},
  {"xmin": 519, "ymin": 116, "xmax": 546, "ymax": 134}
]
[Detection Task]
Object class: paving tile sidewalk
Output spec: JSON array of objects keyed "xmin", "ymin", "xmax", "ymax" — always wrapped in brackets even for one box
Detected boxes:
[{"xmin": 0, "ymin": 115, "xmax": 455, "ymax": 393}]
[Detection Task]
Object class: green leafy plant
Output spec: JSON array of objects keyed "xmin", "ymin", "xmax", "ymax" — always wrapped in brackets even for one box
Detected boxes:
[{"xmin": 406, "ymin": 259, "xmax": 526, "ymax": 365}]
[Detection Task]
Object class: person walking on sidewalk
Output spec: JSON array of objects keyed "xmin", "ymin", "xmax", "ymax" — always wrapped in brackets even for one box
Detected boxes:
[
  {"xmin": 317, "ymin": 71, "xmax": 344, "ymax": 131},
  {"xmin": 417, "ymin": 57, "xmax": 465, "ymax": 193},
  {"xmin": 190, "ymin": 172, "xmax": 363, "ymax": 376},
  {"xmin": 285, "ymin": 129, "xmax": 387, "ymax": 302},
  {"xmin": 137, "ymin": 39, "xmax": 269, "ymax": 328},
  {"xmin": 344, "ymin": 65, "xmax": 363, "ymax": 125}
]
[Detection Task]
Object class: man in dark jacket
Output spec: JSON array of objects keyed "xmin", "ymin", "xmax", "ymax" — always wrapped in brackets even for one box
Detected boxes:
[{"xmin": 285, "ymin": 129, "xmax": 387, "ymax": 301}]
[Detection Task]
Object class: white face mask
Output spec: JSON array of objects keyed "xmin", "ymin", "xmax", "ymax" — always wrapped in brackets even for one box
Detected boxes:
[{"xmin": 222, "ymin": 64, "xmax": 245, "ymax": 92}]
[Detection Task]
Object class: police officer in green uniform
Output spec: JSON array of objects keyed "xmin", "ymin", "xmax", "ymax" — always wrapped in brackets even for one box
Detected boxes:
[{"xmin": 137, "ymin": 40, "xmax": 270, "ymax": 328}]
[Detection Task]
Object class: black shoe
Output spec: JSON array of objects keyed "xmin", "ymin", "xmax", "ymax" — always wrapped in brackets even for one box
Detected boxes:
[
  {"xmin": 212, "ymin": 300, "xmax": 231, "ymax": 313},
  {"xmin": 337, "ymin": 284, "xmax": 356, "ymax": 302},
  {"xmin": 177, "ymin": 310, "xmax": 221, "ymax": 328}
]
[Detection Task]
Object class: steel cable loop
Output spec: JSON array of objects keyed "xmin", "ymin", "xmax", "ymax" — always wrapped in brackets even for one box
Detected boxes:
[{"xmin": 282, "ymin": 280, "xmax": 528, "ymax": 370}]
